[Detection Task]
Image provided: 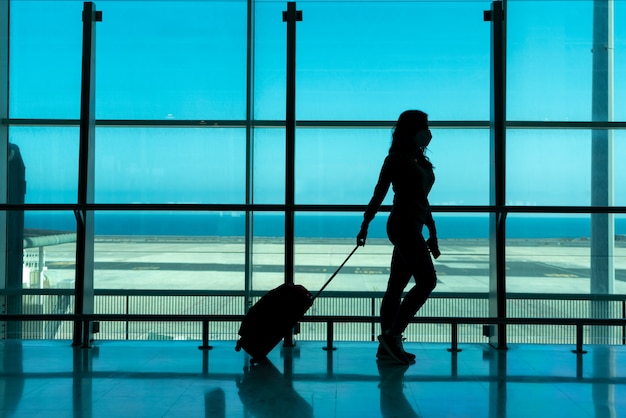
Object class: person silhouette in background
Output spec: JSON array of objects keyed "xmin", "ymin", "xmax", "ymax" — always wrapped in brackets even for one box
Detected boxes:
[{"xmin": 357, "ymin": 110, "xmax": 440, "ymax": 365}]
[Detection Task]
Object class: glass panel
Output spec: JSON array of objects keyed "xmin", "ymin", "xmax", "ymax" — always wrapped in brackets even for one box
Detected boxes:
[
  {"xmin": 507, "ymin": 1, "xmax": 593, "ymax": 121},
  {"xmin": 253, "ymin": 129, "xmax": 285, "ymax": 204},
  {"xmin": 506, "ymin": 212, "xmax": 624, "ymax": 343},
  {"xmin": 616, "ymin": 130, "xmax": 625, "ymax": 206},
  {"xmin": 253, "ymin": 2, "xmax": 286, "ymax": 120},
  {"xmin": 428, "ymin": 129, "xmax": 490, "ymax": 206},
  {"xmin": 97, "ymin": 1, "xmax": 247, "ymax": 120},
  {"xmin": 9, "ymin": 1, "xmax": 82, "ymax": 119},
  {"xmin": 293, "ymin": 211, "xmax": 490, "ymax": 292},
  {"xmin": 252, "ymin": 212, "xmax": 285, "ymax": 291},
  {"xmin": 293, "ymin": 1, "xmax": 491, "ymax": 121},
  {"xmin": 295, "ymin": 129, "xmax": 391, "ymax": 205},
  {"xmin": 20, "ymin": 210, "xmax": 77, "ymax": 339},
  {"xmin": 93, "ymin": 210, "xmax": 245, "ymax": 290},
  {"xmin": 617, "ymin": 214, "xmax": 626, "ymax": 298},
  {"xmin": 507, "ymin": 130, "xmax": 591, "ymax": 206},
  {"xmin": 95, "ymin": 128, "xmax": 246, "ymax": 204},
  {"xmin": 294, "ymin": 212, "xmax": 385, "ymax": 292},
  {"xmin": 617, "ymin": 1, "xmax": 626, "ymax": 121},
  {"xmin": 295, "ymin": 128, "xmax": 489, "ymax": 205},
  {"xmin": 9, "ymin": 127, "xmax": 79, "ymax": 203},
  {"xmin": 506, "ymin": 213, "xmax": 592, "ymax": 294}
]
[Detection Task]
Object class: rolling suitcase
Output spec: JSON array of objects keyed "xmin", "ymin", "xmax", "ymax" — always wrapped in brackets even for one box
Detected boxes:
[{"xmin": 235, "ymin": 246, "xmax": 358, "ymax": 363}]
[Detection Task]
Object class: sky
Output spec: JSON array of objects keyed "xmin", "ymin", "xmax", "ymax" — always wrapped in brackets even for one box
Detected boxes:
[{"xmin": 6, "ymin": 0, "xmax": 626, "ymax": 211}]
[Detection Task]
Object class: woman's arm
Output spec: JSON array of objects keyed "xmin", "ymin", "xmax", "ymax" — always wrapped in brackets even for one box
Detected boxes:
[{"xmin": 357, "ymin": 157, "xmax": 392, "ymax": 246}]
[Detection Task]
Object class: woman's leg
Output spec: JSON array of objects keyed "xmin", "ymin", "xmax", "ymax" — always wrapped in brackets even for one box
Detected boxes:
[
  {"xmin": 388, "ymin": 234, "xmax": 437, "ymax": 336},
  {"xmin": 380, "ymin": 247, "xmax": 412, "ymax": 333}
]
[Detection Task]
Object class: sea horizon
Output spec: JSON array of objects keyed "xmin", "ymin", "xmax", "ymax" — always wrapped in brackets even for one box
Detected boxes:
[{"xmin": 22, "ymin": 212, "xmax": 626, "ymax": 240}]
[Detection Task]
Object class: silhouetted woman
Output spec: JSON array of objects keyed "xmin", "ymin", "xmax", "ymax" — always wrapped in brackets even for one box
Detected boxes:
[{"xmin": 357, "ymin": 110, "xmax": 439, "ymax": 365}]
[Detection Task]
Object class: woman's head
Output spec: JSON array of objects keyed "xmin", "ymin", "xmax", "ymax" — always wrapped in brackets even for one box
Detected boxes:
[{"xmin": 390, "ymin": 110, "xmax": 430, "ymax": 155}]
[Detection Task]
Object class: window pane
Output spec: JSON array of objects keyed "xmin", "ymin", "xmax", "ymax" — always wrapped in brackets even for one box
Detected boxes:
[
  {"xmin": 24, "ymin": 210, "xmax": 77, "ymax": 288},
  {"xmin": 97, "ymin": 1, "xmax": 247, "ymax": 120},
  {"xmin": 507, "ymin": 130, "xmax": 591, "ymax": 206},
  {"xmin": 292, "ymin": 211, "xmax": 490, "ymax": 293},
  {"xmin": 506, "ymin": 214, "xmax": 593, "ymax": 296},
  {"xmin": 254, "ymin": 2, "xmax": 286, "ymax": 120},
  {"xmin": 95, "ymin": 128, "xmax": 246, "ymax": 204},
  {"xmin": 9, "ymin": 127, "xmax": 79, "ymax": 204},
  {"xmin": 94, "ymin": 211, "xmax": 245, "ymax": 290},
  {"xmin": 252, "ymin": 212, "xmax": 284, "ymax": 291},
  {"xmin": 617, "ymin": 1, "xmax": 626, "ymax": 121},
  {"xmin": 294, "ymin": 1, "xmax": 491, "ymax": 121},
  {"xmin": 295, "ymin": 129, "xmax": 391, "ymax": 205},
  {"xmin": 616, "ymin": 131, "xmax": 625, "ymax": 206},
  {"xmin": 507, "ymin": 1, "xmax": 593, "ymax": 121},
  {"xmin": 9, "ymin": 1, "xmax": 82, "ymax": 118},
  {"xmin": 253, "ymin": 129, "xmax": 285, "ymax": 204},
  {"xmin": 295, "ymin": 128, "xmax": 489, "ymax": 205}
]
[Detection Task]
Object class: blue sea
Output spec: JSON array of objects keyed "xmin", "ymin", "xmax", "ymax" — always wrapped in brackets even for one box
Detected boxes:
[{"xmin": 23, "ymin": 211, "xmax": 626, "ymax": 240}]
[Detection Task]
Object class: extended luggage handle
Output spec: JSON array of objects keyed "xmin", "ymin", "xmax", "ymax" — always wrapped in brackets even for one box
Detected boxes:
[{"xmin": 312, "ymin": 245, "xmax": 359, "ymax": 301}]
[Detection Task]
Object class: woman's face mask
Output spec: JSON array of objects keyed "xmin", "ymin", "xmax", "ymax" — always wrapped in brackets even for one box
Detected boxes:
[{"xmin": 414, "ymin": 129, "xmax": 432, "ymax": 148}]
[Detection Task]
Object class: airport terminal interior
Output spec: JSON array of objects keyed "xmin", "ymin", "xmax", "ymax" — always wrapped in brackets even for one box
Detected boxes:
[{"xmin": 1, "ymin": 0, "xmax": 626, "ymax": 417}]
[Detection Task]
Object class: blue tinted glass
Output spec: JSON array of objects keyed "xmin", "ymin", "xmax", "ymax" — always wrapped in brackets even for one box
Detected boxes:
[
  {"xmin": 617, "ymin": 1, "xmax": 626, "ymax": 121},
  {"xmin": 507, "ymin": 130, "xmax": 591, "ymax": 206},
  {"xmin": 294, "ymin": 128, "xmax": 489, "ymax": 206},
  {"xmin": 93, "ymin": 211, "xmax": 246, "ymax": 290},
  {"xmin": 95, "ymin": 128, "xmax": 246, "ymax": 204},
  {"xmin": 9, "ymin": 127, "xmax": 79, "ymax": 203},
  {"xmin": 9, "ymin": 1, "xmax": 82, "ymax": 118},
  {"xmin": 616, "ymin": 131, "xmax": 625, "ymax": 206},
  {"xmin": 508, "ymin": 1, "xmax": 593, "ymax": 121},
  {"xmin": 97, "ymin": 1, "xmax": 247, "ymax": 119},
  {"xmin": 299, "ymin": 1, "xmax": 490, "ymax": 120},
  {"xmin": 254, "ymin": 2, "xmax": 287, "ymax": 120},
  {"xmin": 253, "ymin": 129, "xmax": 286, "ymax": 204}
]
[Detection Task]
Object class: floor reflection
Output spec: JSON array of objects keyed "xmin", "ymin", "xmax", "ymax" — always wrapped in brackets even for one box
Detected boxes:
[
  {"xmin": 377, "ymin": 360, "xmax": 420, "ymax": 418},
  {"xmin": 1, "ymin": 340, "xmax": 625, "ymax": 417},
  {"xmin": 205, "ymin": 388, "xmax": 226, "ymax": 418},
  {"xmin": 0, "ymin": 341, "xmax": 23, "ymax": 416},
  {"xmin": 237, "ymin": 359, "xmax": 313, "ymax": 418}
]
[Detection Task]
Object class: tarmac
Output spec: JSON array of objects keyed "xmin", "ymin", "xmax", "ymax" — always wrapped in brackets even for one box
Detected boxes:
[{"xmin": 37, "ymin": 236, "xmax": 626, "ymax": 295}]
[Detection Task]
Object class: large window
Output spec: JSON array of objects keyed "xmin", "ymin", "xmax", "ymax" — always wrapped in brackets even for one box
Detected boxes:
[{"xmin": 2, "ymin": 1, "xmax": 625, "ymax": 343}]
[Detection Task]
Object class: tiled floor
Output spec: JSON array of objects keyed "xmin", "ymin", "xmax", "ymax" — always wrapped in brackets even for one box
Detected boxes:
[{"xmin": 1, "ymin": 339, "xmax": 625, "ymax": 417}]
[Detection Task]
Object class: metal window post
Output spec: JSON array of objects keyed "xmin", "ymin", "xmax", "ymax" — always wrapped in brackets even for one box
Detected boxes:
[
  {"xmin": 590, "ymin": 0, "xmax": 615, "ymax": 344},
  {"xmin": 73, "ymin": 1, "xmax": 101, "ymax": 348},
  {"xmin": 282, "ymin": 2, "xmax": 302, "ymax": 348},
  {"xmin": 0, "ymin": 0, "xmax": 9, "ymax": 340},
  {"xmin": 484, "ymin": 1, "xmax": 507, "ymax": 350},
  {"xmin": 244, "ymin": 0, "xmax": 256, "ymax": 315}
]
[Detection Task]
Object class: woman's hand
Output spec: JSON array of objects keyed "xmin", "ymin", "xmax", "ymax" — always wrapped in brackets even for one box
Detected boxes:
[
  {"xmin": 426, "ymin": 236, "xmax": 441, "ymax": 259},
  {"xmin": 357, "ymin": 227, "xmax": 368, "ymax": 247}
]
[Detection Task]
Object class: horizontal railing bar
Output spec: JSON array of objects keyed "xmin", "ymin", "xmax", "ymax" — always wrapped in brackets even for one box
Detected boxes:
[
  {"xmin": 3, "ymin": 289, "xmax": 626, "ymax": 302},
  {"xmin": 2, "ymin": 289, "xmax": 626, "ymax": 302},
  {"xmin": 2, "ymin": 314, "xmax": 625, "ymax": 326}
]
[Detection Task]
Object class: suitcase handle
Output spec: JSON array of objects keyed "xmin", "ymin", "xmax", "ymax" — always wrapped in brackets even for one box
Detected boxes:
[{"xmin": 312, "ymin": 245, "xmax": 359, "ymax": 301}]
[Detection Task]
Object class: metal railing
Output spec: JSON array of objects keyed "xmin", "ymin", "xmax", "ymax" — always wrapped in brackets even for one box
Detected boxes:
[{"xmin": 2, "ymin": 289, "xmax": 626, "ymax": 352}]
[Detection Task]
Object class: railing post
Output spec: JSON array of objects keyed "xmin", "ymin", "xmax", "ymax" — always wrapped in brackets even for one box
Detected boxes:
[
  {"xmin": 198, "ymin": 320, "xmax": 213, "ymax": 350},
  {"xmin": 572, "ymin": 323, "xmax": 588, "ymax": 354},
  {"xmin": 371, "ymin": 297, "xmax": 376, "ymax": 341},
  {"xmin": 447, "ymin": 322, "xmax": 462, "ymax": 353},
  {"xmin": 323, "ymin": 320, "xmax": 336, "ymax": 351},
  {"xmin": 622, "ymin": 300, "xmax": 626, "ymax": 345},
  {"xmin": 125, "ymin": 295, "xmax": 129, "ymax": 340}
]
